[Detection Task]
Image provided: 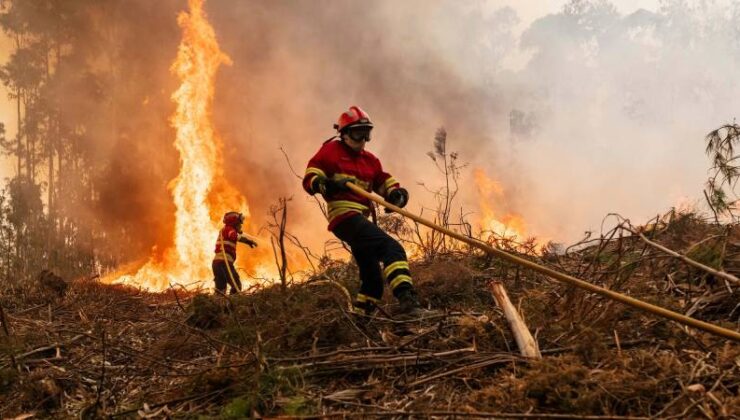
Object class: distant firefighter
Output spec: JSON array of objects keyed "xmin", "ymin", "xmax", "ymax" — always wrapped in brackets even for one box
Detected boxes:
[
  {"xmin": 213, "ymin": 211, "xmax": 257, "ymax": 295},
  {"xmin": 303, "ymin": 106, "xmax": 430, "ymax": 317}
]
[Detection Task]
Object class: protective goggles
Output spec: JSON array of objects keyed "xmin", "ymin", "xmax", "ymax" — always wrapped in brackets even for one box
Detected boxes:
[{"xmin": 346, "ymin": 125, "xmax": 373, "ymax": 142}]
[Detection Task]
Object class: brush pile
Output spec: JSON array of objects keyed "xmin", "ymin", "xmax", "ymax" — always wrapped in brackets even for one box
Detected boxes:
[{"xmin": 0, "ymin": 211, "xmax": 738, "ymax": 418}]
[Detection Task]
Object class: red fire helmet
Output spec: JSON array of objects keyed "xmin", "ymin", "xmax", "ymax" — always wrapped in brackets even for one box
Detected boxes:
[
  {"xmin": 334, "ymin": 106, "xmax": 373, "ymax": 132},
  {"xmin": 223, "ymin": 211, "xmax": 244, "ymax": 226}
]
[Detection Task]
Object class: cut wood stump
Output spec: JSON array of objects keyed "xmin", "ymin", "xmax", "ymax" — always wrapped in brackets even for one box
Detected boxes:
[{"xmin": 489, "ymin": 280, "xmax": 542, "ymax": 359}]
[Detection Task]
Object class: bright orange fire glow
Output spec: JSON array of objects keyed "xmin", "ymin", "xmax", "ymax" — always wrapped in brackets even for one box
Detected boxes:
[
  {"xmin": 110, "ymin": 0, "xmax": 252, "ymax": 291},
  {"xmin": 473, "ymin": 168, "xmax": 531, "ymax": 241}
]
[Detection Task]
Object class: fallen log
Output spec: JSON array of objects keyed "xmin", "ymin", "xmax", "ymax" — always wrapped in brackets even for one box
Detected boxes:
[{"xmin": 489, "ymin": 281, "xmax": 541, "ymax": 359}]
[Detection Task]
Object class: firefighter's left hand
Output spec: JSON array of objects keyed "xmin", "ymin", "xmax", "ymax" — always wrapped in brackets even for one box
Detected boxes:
[
  {"xmin": 385, "ymin": 188, "xmax": 409, "ymax": 213},
  {"xmin": 239, "ymin": 237, "xmax": 258, "ymax": 248}
]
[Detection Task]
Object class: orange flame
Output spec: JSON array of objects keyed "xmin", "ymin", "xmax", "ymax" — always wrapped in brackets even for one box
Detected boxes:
[
  {"xmin": 473, "ymin": 168, "xmax": 530, "ymax": 240},
  {"xmin": 110, "ymin": 0, "xmax": 249, "ymax": 291}
]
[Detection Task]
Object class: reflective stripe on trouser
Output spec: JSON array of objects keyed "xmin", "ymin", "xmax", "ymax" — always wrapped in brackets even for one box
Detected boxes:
[
  {"xmin": 353, "ymin": 293, "xmax": 381, "ymax": 315},
  {"xmin": 357, "ymin": 293, "xmax": 382, "ymax": 304},
  {"xmin": 382, "ymin": 261, "xmax": 412, "ymax": 290},
  {"xmin": 332, "ymin": 214, "xmax": 414, "ymax": 301},
  {"xmin": 212, "ymin": 260, "xmax": 241, "ymax": 294}
]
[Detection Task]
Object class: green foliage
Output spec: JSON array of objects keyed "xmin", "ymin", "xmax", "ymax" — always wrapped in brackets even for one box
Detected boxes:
[
  {"xmin": 704, "ymin": 123, "xmax": 740, "ymax": 221},
  {"xmin": 220, "ymin": 397, "xmax": 253, "ymax": 419},
  {"xmin": 282, "ymin": 396, "xmax": 313, "ymax": 415},
  {"xmin": 213, "ymin": 367, "xmax": 307, "ymax": 417},
  {"xmin": 253, "ymin": 367, "xmax": 308, "ymax": 415},
  {"xmin": 686, "ymin": 241, "xmax": 724, "ymax": 271},
  {"xmin": 0, "ymin": 0, "xmax": 133, "ymax": 281}
]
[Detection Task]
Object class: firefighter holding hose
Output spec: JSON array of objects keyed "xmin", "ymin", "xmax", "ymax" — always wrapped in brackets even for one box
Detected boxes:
[
  {"xmin": 213, "ymin": 211, "xmax": 258, "ymax": 295},
  {"xmin": 303, "ymin": 106, "xmax": 430, "ymax": 317}
]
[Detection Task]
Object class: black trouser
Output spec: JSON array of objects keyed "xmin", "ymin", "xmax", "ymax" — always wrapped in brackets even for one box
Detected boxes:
[
  {"xmin": 333, "ymin": 214, "xmax": 414, "ymax": 305},
  {"xmin": 212, "ymin": 260, "xmax": 242, "ymax": 294}
]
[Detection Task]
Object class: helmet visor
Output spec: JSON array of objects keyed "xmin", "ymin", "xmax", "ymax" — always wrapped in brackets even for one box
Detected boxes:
[{"xmin": 347, "ymin": 125, "xmax": 373, "ymax": 142}]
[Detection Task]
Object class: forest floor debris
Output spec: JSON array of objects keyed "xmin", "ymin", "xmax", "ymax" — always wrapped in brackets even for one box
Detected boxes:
[{"xmin": 0, "ymin": 211, "xmax": 738, "ymax": 418}]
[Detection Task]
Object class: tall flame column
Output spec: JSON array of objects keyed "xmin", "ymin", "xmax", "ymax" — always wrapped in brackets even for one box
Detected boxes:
[
  {"xmin": 114, "ymin": 0, "xmax": 247, "ymax": 290},
  {"xmin": 170, "ymin": 0, "xmax": 233, "ymax": 278}
]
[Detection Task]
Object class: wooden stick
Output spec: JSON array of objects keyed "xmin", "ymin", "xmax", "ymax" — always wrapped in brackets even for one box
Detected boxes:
[
  {"xmin": 280, "ymin": 347, "xmax": 478, "ymax": 370},
  {"xmin": 405, "ymin": 353, "xmax": 521, "ymax": 387},
  {"xmin": 16, "ymin": 334, "xmax": 85, "ymax": 360},
  {"xmin": 489, "ymin": 281, "xmax": 541, "ymax": 359},
  {"xmin": 347, "ymin": 182, "xmax": 740, "ymax": 342},
  {"xmin": 631, "ymin": 229, "xmax": 739, "ymax": 285}
]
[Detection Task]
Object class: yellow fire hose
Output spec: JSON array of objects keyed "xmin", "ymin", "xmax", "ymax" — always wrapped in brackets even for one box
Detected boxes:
[{"xmin": 346, "ymin": 182, "xmax": 740, "ymax": 342}]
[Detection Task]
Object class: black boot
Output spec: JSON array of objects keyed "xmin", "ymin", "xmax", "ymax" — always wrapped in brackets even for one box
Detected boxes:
[
  {"xmin": 351, "ymin": 300, "xmax": 377, "ymax": 317},
  {"xmin": 396, "ymin": 288, "xmax": 433, "ymax": 318}
]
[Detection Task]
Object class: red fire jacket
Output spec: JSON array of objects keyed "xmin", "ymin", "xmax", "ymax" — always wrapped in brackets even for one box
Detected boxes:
[
  {"xmin": 303, "ymin": 139, "xmax": 401, "ymax": 231},
  {"xmin": 213, "ymin": 225, "xmax": 240, "ymax": 263}
]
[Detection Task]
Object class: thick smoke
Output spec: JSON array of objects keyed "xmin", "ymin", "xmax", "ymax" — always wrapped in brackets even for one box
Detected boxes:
[
  {"xmin": 7, "ymin": 0, "xmax": 737, "ymax": 266},
  {"xmin": 82, "ymin": 0, "xmax": 183, "ymax": 258},
  {"xmin": 208, "ymin": 0, "xmax": 509, "ymax": 248},
  {"xmin": 505, "ymin": 0, "xmax": 740, "ymax": 239},
  {"xmin": 204, "ymin": 0, "xmax": 740, "ymax": 247}
]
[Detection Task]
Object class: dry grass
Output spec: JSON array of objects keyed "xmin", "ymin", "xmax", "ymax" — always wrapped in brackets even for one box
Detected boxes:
[{"xmin": 0, "ymin": 211, "xmax": 738, "ymax": 418}]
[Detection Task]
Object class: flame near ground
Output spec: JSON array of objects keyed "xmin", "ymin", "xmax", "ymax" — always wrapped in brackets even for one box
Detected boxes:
[
  {"xmin": 105, "ymin": 0, "xmax": 544, "ymax": 292},
  {"xmin": 473, "ymin": 168, "xmax": 539, "ymax": 245},
  {"xmin": 108, "ymin": 0, "xmax": 258, "ymax": 291}
]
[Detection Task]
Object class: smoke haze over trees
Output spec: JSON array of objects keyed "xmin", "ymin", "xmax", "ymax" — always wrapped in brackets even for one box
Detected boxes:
[
  {"xmin": 0, "ymin": 0, "xmax": 739, "ymax": 280},
  {"xmin": 0, "ymin": 0, "xmax": 183, "ymax": 279}
]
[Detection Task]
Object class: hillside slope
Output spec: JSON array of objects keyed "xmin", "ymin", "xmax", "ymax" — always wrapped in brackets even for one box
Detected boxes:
[{"xmin": 0, "ymin": 212, "xmax": 738, "ymax": 418}]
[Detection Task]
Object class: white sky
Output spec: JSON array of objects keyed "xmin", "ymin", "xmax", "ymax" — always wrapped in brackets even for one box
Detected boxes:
[{"xmin": 488, "ymin": 0, "xmax": 661, "ymax": 25}]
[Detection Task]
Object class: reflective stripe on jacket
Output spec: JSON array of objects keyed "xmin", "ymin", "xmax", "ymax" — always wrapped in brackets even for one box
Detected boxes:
[
  {"xmin": 303, "ymin": 139, "xmax": 400, "ymax": 230},
  {"xmin": 214, "ymin": 225, "xmax": 239, "ymax": 262}
]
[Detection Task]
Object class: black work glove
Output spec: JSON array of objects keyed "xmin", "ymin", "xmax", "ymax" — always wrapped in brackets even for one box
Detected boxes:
[
  {"xmin": 314, "ymin": 176, "xmax": 351, "ymax": 198},
  {"xmin": 385, "ymin": 188, "xmax": 409, "ymax": 213},
  {"xmin": 239, "ymin": 236, "xmax": 258, "ymax": 248}
]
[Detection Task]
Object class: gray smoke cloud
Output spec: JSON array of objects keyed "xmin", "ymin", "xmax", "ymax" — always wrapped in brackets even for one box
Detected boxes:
[
  {"xmin": 204, "ymin": 0, "xmax": 740, "ymax": 247},
  {"xmin": 6, "ymin": 0, "xmax": 731, "ymax": 263}
]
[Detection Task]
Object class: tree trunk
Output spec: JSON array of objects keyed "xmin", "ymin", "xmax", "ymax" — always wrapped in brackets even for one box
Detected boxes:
[
  {"xmin": 24, "ymin": 94, "xmax": 32, "ymax": 182},
  {"xmin": 16, "ymin": 89, "xmax": 21, "ymax": 178}
]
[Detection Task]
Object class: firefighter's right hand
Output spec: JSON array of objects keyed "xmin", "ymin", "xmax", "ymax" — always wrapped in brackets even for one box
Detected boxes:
[{"xmin": 317, "ymin": 176, "xmax": 351, "ymax": 197}]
